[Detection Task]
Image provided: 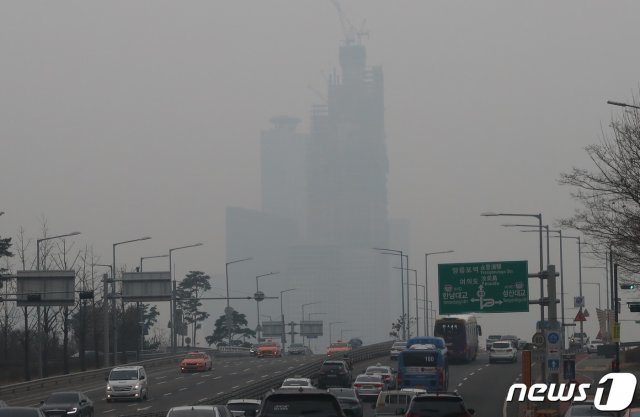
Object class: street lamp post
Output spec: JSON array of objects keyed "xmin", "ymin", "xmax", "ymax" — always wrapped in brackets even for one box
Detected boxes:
[
  {"xmin": 607, "ymin": 100, "xmax": 640, "ymax": 110},
  {"xmin": 329, "ymin": 321, "xmax": 344, "ymax": 345},
  {"xmin": 169, "ymin": 243, "xmax": 203, "ymax": 354},
  {"xmin": 138, "ymin": 254, "xmax": 168, "ymax": 360},
  {"xmin": 375, "ymin": 248, "xmax": 407, "ymax": 339},
  {"xmin": 280, "ymin": 288, "xmax": 296, "ymax": 349},
  {"xmin": 96, "ymin": 264, "xmax": 113, "ymax": 367},
  {"xmin": 224, "ymin": 257, "xmax": 252, "ymax": 343},
  {"xmin": 256, "ymin": 272, "xmax": 279, "ymax": 342},
  {"xmin": 425, "ymin": 250, "xmax": 454, "ymax": 336},
  {"xmin": 561, "ymin": 235, "xmax": 585, "ymax": 348},
  {"xmin": 393, "ymin": 267, "xmax": 420, "ymax": 337},
  {"xmin": 113, "ymin": 236, "xmax": 151, "ymax": 365},
  {"xmin": 36, "ymin": 231, "xmax": 81, "ymax": 378},
  {"xmin": 301, "ymin": 302, "xmax": 321, "ymax": 346}
]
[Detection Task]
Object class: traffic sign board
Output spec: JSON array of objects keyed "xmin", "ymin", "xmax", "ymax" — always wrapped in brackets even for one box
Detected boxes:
[
  {"xmin": 548, "ymin": 358, "xmax": 560, "ymax": 370},
  {"xmin": 547, "ymin": 332, "xmax": 560, "ymax": 345},
  {"xmin": 574, "ymin": 296, "xmax": 585, "ymax": 308},
  {"xmin": 574, "ymin": 309, "xmax": 587, "ymax": 322},
  {"xmin": 613, "ymin": 322, "xmax": 621, "ymax": 342},
  {"xmin": 532, "ymin": 331, "xmax": 545, "ymax": 348},
  {"xmin": 438, "ymin": 261, "xmax": 529, "ymax": 314}
]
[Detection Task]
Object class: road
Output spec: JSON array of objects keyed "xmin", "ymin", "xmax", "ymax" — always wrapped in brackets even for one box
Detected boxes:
[{"xmin": 5, "ymin": 350, "xmax": 527, "ymax": 417}]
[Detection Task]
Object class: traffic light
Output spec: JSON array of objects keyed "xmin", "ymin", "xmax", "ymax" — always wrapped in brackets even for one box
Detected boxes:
[
  {"xmin": 620, "ymin": 283, "xmax": 636, "ymax": 290},
  {"xmin": 628, "ymin": 302, "xmax": 640, "ymax": 312}
]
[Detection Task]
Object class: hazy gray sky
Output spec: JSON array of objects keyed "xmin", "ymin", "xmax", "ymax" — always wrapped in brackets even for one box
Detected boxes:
[{"xmin": 2, "ymin": 1, "xmax": 640, "ymax": 345}]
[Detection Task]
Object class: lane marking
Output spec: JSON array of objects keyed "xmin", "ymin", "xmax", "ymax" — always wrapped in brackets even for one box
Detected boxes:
[
  {"xmin": 179, "ymin": 388, "xmax": 187, "ymax": 391},
  {"xmin": 261, "ymin": 374, "xmax": 269, "ymax": 378},
  {"xmin": 199, "ymin": 398, "xmax": 208, "ymax": 402},
  {"xmin": 217, "ymin": 391, "xmax": 225, "ymax": 395},
  {"xmin": 243, "ymin": 368, "xmax": 250, "ymax": 372},
  {"xmin": 157, "ymin": 376, "xmax": 167, "ymax": 379},
  {"xmin": 247, "ymin": 380, "xmax": 255, "ymax": 383},
  {"xmin": 138, "ymin": 407, "xmax": 151, "ymax": 411},
  {"xmin": 103, "ymin": 409, "xmax": 115, "ymax": 414},
  {"xmin": 157, "ymin": 381, "xmax": 167, "ymax": 385},
  {"xmin": 231, "ymin": 372, "xmax": 237, "ymax": 375},
  {"xmin": 197, "ymin": 381, "xmax": 205, "ymax": 385},
  {"xmin": 469, "ymin": 372, "xmax": 475, "ymax": 376},
  {"xmin": 476, "ymin": 368, "xmax": 483, "ymax": 372},
  {"xmin": 176, "ymin": 377, "xmax": 184, "ymax": 380},
  {"xmin": 232, "ymin": 385, "xmax": 240, "ymax": 389},
  {"xmin": 463, "ymin": 377, "xmax": 468, "ymax": 381},
  {"xmin": 213, "ymin": 376, "xmax": 221, "ymax": 380},
  {"xmin": 457, "ymin": 383, "xmax": 463, "ymax": 387},
  {"xmin": 164, "ymin": 392, "xmax": 173, "ymax": 396}
]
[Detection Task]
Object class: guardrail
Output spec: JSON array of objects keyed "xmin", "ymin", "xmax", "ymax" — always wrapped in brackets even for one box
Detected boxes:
[
  {"xmin": 118, "ymin": 340, "xmax": 394, "ymax": 417},
  {"xmin": 214, "ymin": 346, "xmax": 251, "ymax": 357},
  {"xmin": 0, "ymin": 353, "xmax": 184, "ymax": 399}
]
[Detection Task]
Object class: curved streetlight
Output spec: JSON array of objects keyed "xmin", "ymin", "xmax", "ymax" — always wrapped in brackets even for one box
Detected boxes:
[
  {"xmin": 169, "ymin": 243, "xmax": 203, "ymax": 353},
  {"xmin": 140, "ymin": 254, "xmax": 168, "ymax": 272},
  {"xmin": 374, "ymin": 247, "xmax": 407, "ymax": 339},
  {"xmin": 255, "ymin": 272, "xmax": 279, "ymax": 341},
  {"xmin": 393, "ymin": 267, "xmax": 420, "ymax": 336},
  {"xmin": 424, "ymin": 250, "xmax": 453, "ymax": 336},
  {"xmin": 280, "ymin": 288, "xmax": 296, "ymax": 348},
  {"xmin": 34, "ymin": 231, "xmax": 81, "ymax": 378},
  {"xmin": 137, "ymin": 254, "xmax": 168, "ymax": 360},
  {"xmin": 607, "ymin": 100, "xmax": 640, "ymax": 110}
]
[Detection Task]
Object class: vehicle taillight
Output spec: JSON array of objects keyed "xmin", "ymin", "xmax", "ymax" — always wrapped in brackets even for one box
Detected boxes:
[
  {"xmin": 507, "ymin": 349, "xmax": 512, "ymax": 352},
  {"xmin": 353, "ymin": 384, "xmax": 361, "ymax": 388},
  {"xmin": 375, "ymin": 384, "xmax": 383, "ymax": 390},
  {"xmin": 397, "ymin": 374, "xmax": 402, "ymax": 386}
]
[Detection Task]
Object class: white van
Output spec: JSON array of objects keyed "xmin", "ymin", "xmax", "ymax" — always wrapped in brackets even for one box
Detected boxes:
[{"xmin": 106, "ymin": 365, "xmax": 148, "ymax": 402}]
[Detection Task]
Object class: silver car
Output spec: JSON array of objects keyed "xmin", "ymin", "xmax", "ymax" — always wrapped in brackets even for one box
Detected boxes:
[
  {"xmin": 389, "ymin": 341, "xmax": 406, "ymax": 360},
  {"xmin": 105, "ymin": 366, "xmax": 148, "ymax": 402},
  {"xmin": 489, "ymin": 341, "xmax": 517, "ymax": 363},
  {"xmin": 353, "ymin": 374, "xmax": 384, "ymax": 400}
]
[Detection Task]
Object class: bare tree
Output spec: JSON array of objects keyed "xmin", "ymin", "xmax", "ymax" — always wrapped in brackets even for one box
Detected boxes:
[{"xmin": 559, "ymin": 105, "xmax": 640, "ymax": 272}]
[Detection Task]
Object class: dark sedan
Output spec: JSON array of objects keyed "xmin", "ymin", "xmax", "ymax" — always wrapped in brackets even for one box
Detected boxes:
[
  {"xmin": 0, "ymin": 407, "xmax": 46, "ymax": 417},
  {"xmin": 40, "ymin": 392, "xmax": 94, "ymax": 417}
]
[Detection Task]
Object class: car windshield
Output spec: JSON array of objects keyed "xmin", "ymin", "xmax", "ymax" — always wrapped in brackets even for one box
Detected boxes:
[
  {"xmin": 410, "ymin": 398, "xmax": 466, "ymax": 417},
  {"xmin": 282, "ymin": 380, "xmax": 309, "ymax": 386},
  {"xmin": 330, "ymin": 343, "xmax": 349, "ymax": 348},
  {"xmin": 168, "ymin": 410, "xmax": 217, "ymax": 417},
  {"xmin": 392, "ymin": 343, "xmax": 406, "ymax": 348},
  {"xmin": 46, "ymin": 393, "xmax": 79, "ymax": 403},
  {"xmin": 227, "ymin": 404, "xmax": 259, "ymax": 413},
  {"xmin": 261, "ymin": 396, "xmax": 341, "ymax": 416},
  {"xmin": 328, "ymin": 389, "xmax": 356, "ymax": 398},
  {"xmin": 338, "ymin": 398, "xmax": 359, "ymax": 406},
  {"xmin": 109, "ymin": 370, "xmax": 139, "ymax": 380},
  {"xmin": 367, "ymin": 367, "xmax": 388, "ymax": 373},
  {"xmin": 185, "ymin": 353, "xmax": 206, "ymax": 359},
  {"xmin": 356, "ymin": 375, "xmax": 381, "ymax": 383},
  {"xmin": 323, "ymin": 363, "xmax": 344, "ymax": 368},
  {"xmin": 492, "ymin": 342, "xmax": 511, "ymax": 348},
  {"xmin": 488, "ymin": 335, "xmax": 501, "ymax": 340}
]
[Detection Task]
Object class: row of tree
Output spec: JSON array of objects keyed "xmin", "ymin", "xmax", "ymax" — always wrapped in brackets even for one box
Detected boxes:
[{"xmin": 0, "ymin": 222, "xmax": 257, "ymax": 383}]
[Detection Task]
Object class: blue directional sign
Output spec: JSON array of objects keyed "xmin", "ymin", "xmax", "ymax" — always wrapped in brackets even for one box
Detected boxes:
[
  {"xmin": 547, "ymin": 332, "xmax": 560, "ymax": 345},
  {"xmin": 563, "ymin": 358, "xmax": 576, "ymax": 380},
  {"xmin": 548, "ymin": 358, "xmax": 560, "ymax": 370}
]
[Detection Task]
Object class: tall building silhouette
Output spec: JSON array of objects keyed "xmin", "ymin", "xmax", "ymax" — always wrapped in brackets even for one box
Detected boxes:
[{"xmin": 226, "ymin": 40, "xmax": 400, "ymax": 345}]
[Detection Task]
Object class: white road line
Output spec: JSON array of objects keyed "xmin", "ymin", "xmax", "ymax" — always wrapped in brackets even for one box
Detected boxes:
[
  {"xmin": 128, "ymin": 403, "xmax": 137, "ymax": 407},
  {"xmin": 199, "ymin": 398, "xmax": 208, "ymax": 402},
  {"xmin": 103, "ymin": 409, "xmax": 115, "ymax": 414},
  {"xmin": 157, "ymin": 381, "xmax": 167, "ymax": 385},
  {"xmin": 197, "ymin": 381, "xmax": 205, "ymax": 385},
  {"xmin": 231, "ymin": 372, "xmax": 237, "ymax": 375},
  {"xmin": 164, "ymin": 392, "xmax": 173, "ymax": 396},
  {"xmin": 176, "ymin": 377, "xmax": 184, "ymax": 380},
  {"xmin": 232, "ymin": 385, "xmax": 240, "ymax": 389},
  {"xmin": 247, "ymin": 379, "xmax": 255, "ymax": 383},
  {"xmin": 179, "ymin": 388, "xmax": 187, "ymax": 391},
  {"xmin": 157, "ymin": 376, "xmax": 167, "ymax": 379},
  {"xmin": 213, "ymin": 376, "xmax": 222, "ymax": 380},
  {"xmin": 138, "ymin": 407, "xmax": 151, "ymax": 411},
  {"xmin": 217, "ymin": 392, "xmax": 225, "ymax": 395},
  {"xmin": 476, "ymin": 368, "xmax": 483, "ymax": 372},
  {"xmin": 457, "ymin": 383, "xmax": 463, "ymax": 387},
  {"xmin": 463, "ymin": 377, "xmax": 468, "ymax": 381},
  {"xmin": 469, "ymin": 372, "xmax": 475, "ymax": 376},
  {"xmin": 261, "ymin": 374, "xmax": 269, "ymax": 378},
  {"xmin": 243, "ymin": 368, "xmax": 250, "ymax": 372}
]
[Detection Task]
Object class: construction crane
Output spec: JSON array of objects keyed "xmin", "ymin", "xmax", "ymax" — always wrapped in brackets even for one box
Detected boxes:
[{"xmin": 329, "ymin": 0, "xmax": 369, "ymax": 46}]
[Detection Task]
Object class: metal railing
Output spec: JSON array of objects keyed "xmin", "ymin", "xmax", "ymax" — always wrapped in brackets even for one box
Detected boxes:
[
  {"xmin": 117, "ymin": 340, "xmax": 394, "ymax": 417},
  {"xmin": 0, "ymin": 353, "xmax": 183, "ymax": 399}
]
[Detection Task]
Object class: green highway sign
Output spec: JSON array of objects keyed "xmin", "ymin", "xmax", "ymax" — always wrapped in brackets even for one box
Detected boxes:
[{"xmin": 438, "ymin": 261, "xmax": 529, "ymax": 314}]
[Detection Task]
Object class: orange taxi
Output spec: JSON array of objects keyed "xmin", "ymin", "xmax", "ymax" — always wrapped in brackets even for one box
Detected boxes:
[
  {"xmin": 326, "ymin": 340, "xmax": 352, "ymax": 358},
  {"xmin": 256, "ymin": 341, "xmax": 282, "ymax": 358},
  {"xmin": 180, "ymin": 351, "xmax": 212, "ymax": 372}
]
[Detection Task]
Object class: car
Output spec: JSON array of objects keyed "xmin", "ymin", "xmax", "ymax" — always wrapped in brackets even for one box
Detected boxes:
[
  {"xmin": 40, "ymin": 392, "xmax": 94, "ymax": 417},
  {"xmin": 365, "ymin": 364, "xmax": 396, "ymax": 389},
  {"xmin": 317, "ymin": 360, "xmax": 353, "ymax": 388},
  {"xmin": 256, "ymin": 389, "xmax": 344, "ymax": 417},
  {"xmin": 587, "ymin": 339, "xmax": 604, "ymax": 354},
  {"xmin": 327, "ymin": 340, "xmax": 352, "ymax": 358},
  {"xmin": 389, "ymin": 341, "xmax": 406, "ymax": 360},
  {"xmin": 226, "ymin": 399, "xmax": 261, "ymax": 417},
  {"xmin": 167, "ymin": 405, "xmax": 233, "ymax": 417},
  {"xmin": 564, "ymin": 400, "xmax": 616, "ymax": 416},
  {"xmin": 485, "ymin": 335, "xmax": 502, "ymax": 351},
  {"xmin": 0, "ymin": 401, "xmax": 7, "ymax": 409},
  {"xmin": 404, "ymin": 392, "xmax": 475, "ymax": 417},
  {"xmin": 328, "ymin": 388, "xmax": 363, "ymax": 417},
  {"xmin": 256, "ymin": 342, "xmax": 282, "ymax": 358},
  {"xmin": 373, "ymin": 390, "xmax": 419, "ymax": 416},
  {"xmin": 280, "ymin": 377, "xmax": 315, "ymax": 389},
  {"xmin": 352, "ymin": 374, "xmax": 384, "ymax": 400},
  {"xmin": 517, "ymin": 339, "xmax": 528, "ymax": 350},
  {"xmin": 287, "ymin": 344, "xmax": 312, "ymax": 355},
  {"xmin": 0, "ymin": 407, "xmax": 46, "ymax": 417},
  {"xmin": 500, "ymin": 335, "xmax": 519, "ymax": 349},
  {"xmin": 105, "ymin": 365, "xmax": 148, "ymax": 402},
  {"xmin": 489, "ymin": 341, "xmax": 517, "ymax": 363},
  {"xmin": 570, "ymin": 332, "xmax": 590, "ymax": 347},
  {"xmin": 180, "ymin": 351, "xmax": 213, "ymax": 372}
]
